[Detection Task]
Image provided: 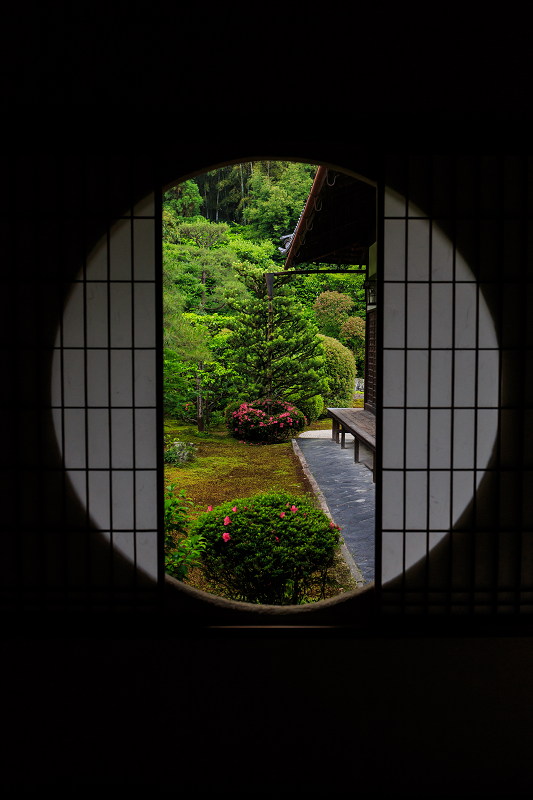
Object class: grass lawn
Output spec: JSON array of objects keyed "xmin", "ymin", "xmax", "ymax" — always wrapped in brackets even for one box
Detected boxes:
[{"xmin": 164, "ymin": 408, "xmax": 361, "ymax": 603}]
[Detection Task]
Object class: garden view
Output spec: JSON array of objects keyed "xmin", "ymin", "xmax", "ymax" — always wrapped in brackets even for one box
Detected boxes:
[{"xmin": 163, "ymin": 161, "xmax": 366, "ymax": 604}]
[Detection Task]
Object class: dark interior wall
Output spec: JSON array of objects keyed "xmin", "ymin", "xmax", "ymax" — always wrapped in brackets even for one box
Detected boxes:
[{"xmin": 1, "ymin": 148, "xmax": 532, "ymax": 793}]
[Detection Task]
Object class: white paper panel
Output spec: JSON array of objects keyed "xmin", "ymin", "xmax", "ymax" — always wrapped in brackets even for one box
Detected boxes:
[
  {"xmin": 111, "ymin": 409, "xmax": 133, "ymax": 468},
  {"xmin": 382, "ymin": 409, "xmax": 404, "ymax": 469},
  {"xmin": 88, "ymin": 471, "xmax": 110, "ymax": 528},
  {"xmin": 133, "ymin": 219, "xmax": 155, "ymax": 280},
  {"xmin": 430, "ymin": 350, "xmax": 453, "ymax": 407},
  {"xmin": 110, "ymin": 350, "xmax": 133, "ymax": 407},
  {"xmin": 109, "ymin": 219, "xmax": 132, "ymax": 280},
  {"xmin": 406, "ymin": 350, "xmax": 428, "ymax": 407},
  {"xmin": 133, "ymin": 283, "xmax": 156, "ymax": 347},
  {"xmin": 111, "ymin": 471, "xmax": 134, "ymax": 529},
  {"xmin": 87, "ymin": 409, "xmax": 110, "ymax": 468},
  {"xmin": 110, "ymin": 283, "xmax": 132, "ymax": 347},
  {"xmin": 383, "ymin": 350, "xmax": 405, "ymax": 407},
  {"xmin": 405, "ymin": 473, "xmax": 427, "ymax": 529},
  {"xmin": 135, "ymin": 470, "xmax": 157, "ymax": 529},
  {"xmin": 407, "ymin": 219, "xmax": 430, "ymax": 280},
  {"xmin": 383, "ymin": 283, "xmax": 405, "ymax": 348},
  {"xmin": 134, "ymin": 409, "xmax": 157, "ymax": 469},
  {"xmin": 407, "ymin": 284, "xmax": 429, "ymax": 348},
  {"xmin": 384, "ymin": 219, "xmax": 405, "ymax": 280},
  {"xmin": 86, "ymin": 283, "xmax": 109, "ymax": 347},
  {"xmin": 63, "ymin": 349, "xmax": 85, "ymax": 406},
  {"xmin": 86, "ymin": 350, "xmax": 109, "ymax": 406},
  {"xmin": 134, "ymin": 350, "xmax": 156, "ymax": 406},
  {"xmin": 382, "ymin": 471, "xmax": 404, "ymax": 529}
]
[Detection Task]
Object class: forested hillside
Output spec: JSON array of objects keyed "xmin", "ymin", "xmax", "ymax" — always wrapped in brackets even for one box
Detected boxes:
[{"xmin": 163, "ymin": 161, "xmax": 367, "ymax": 430}]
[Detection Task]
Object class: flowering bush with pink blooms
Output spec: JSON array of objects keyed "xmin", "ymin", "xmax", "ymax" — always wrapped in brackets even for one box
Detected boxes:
[
  {"xmin": 189, "ymin": 490, "xmax": 341, "ymax": 605},
  {"xmin": 225, "ymin": 398, "xmax": 307, "ymax": 444}
]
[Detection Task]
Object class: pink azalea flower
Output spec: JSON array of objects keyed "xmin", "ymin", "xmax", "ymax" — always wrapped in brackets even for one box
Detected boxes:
[
  {"xmin": 223, "ymin": 532, "xmax": 231, "ymax": 542},
  {"xmin": 208, "ymin": 505, "xmax": 212, "ymax": 512},
  {"xmin": 276, "ymin": 537, "xmax": 279, "ymax": 542},
  {"xmin": 330, "ymin": 522, "xmax": 335, "ymax": 528},
  {"xmin": 291, "ymin": 505, "xmax": 297, "ymax": 513},
  {"xmin": 224, "ymin": 516, "xmax": 231, "ymax": 525},
  {"xmin": 280, "ymin": 423, "xmax": 283, "ymax": 427},
  {"xmin": 232, "ymin": 506, "xmax": 237, "ymax": 512},
  {"xmin": 280, "ymin": 512, "xmax": 285, "ymax": 519}
]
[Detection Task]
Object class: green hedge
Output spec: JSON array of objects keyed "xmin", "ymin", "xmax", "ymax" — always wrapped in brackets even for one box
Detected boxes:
[
  {"xmin": 286, "ymin": 393, "xmax": 324, "ymax": 424},
  {"xmin": 318, "ymin": 334, "xmax": 357, "ymax": 408}
]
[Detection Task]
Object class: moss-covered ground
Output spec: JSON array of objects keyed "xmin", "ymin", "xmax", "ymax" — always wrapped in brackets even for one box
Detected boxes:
[{"xmin": 164, "ymin": 401, "xmax": 364, "ymax": 604}]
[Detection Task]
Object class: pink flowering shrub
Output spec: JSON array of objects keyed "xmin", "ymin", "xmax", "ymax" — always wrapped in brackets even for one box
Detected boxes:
[
  {"xmin": 225, "ymin": 398, "xmax": 307, "ymax": 444},
  {"xmin": 189, "ymin": 490, "xmax": 340, "ymax": 605}
]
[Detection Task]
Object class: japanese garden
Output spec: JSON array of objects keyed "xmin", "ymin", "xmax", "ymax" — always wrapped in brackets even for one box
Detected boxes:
[{"xmin": 162, "ymin": 161, "xmax": 367, "ymax": 604}]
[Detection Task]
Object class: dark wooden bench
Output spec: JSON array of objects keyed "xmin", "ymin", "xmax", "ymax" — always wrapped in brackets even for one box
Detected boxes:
[{"xmin": 327, "ymin": 408, "xmax": 376, "ymax": 482}]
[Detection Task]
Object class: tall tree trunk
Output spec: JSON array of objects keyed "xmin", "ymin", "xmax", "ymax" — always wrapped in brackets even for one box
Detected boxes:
[
  {"xmin": 196, "ymin": 368, "xmax": 204, "ymax": 432},
  {"xmin": 267, "ymin": 297, "xmax": 273, "ymax": 442},
  {"xmin": 240, "ymin": 163, "xmax": 245, "ymax": 222}
]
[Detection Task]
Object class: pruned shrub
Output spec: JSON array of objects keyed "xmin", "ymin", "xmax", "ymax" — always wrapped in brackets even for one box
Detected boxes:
[
  {"xmin": 226, "ymin": 398, "xmax": 307, "ymax": 443},
  {"xmin": 318, "ymin": 334, "xmax": 357, "ymax": 408},
  {"xmin": 190, "ymin": 490, "xmax": 341, "ymax": 605},
  {"xmin": 287, "ymin": 393, "xmax": 324, "ymax": 424}
]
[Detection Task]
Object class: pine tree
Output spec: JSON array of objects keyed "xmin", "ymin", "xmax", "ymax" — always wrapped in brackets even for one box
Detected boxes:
[{"xmin": 228, "ymin": 262, "xmax": 328, "ymax": 405}]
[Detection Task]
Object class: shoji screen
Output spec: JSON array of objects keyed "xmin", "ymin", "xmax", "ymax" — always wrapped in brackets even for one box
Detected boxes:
[
  {"xmin": 379, "ymin": 155, "xmax": 532, "ymax": 615},
  {"xmin": 0, "ymin": 158, "xmax": 162, "ymax": 613}
]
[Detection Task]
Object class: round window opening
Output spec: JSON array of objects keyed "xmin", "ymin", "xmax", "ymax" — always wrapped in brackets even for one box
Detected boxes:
[{"xmin": 51, "ymin": 159, "xmax": 499, "ymax": 607}]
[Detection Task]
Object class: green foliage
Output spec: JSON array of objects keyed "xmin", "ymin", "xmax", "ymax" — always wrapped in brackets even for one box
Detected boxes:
[
  {"xmin": 339, "ymin": 316, "xmax": 366, "ymax": 377},
  {"xmin": 163, "ymin": 180, "xmax": 204, "ymax": 221},
  {"xmin": 164, "ymin": 484, "xmax": 206, "ymax": 581},
  {"xmin": 318, "ymin": 334, "xmax": 357, "ymax": 408},
  {"xmin": 191, "ymin": 162, "xmax": 318, "ymax": 253},
  {"xmin": 243, "ymin": 162, "xmax": 317, "ymax": 245},
  {"xmin": 163, "ymin": 437, "xmax": 198, "ymax": 465},
  {"xmin": 163, "ymin": 349, "xmax": 197, "ymax": 420},
  {"xmin": 181, "ymin": 313, "xmax": 248, "ymax": 420},
  {"xmin": 162, "ymin": 165, "xmax": 367, "ymax": 429},
  {"xmin": 227, "ymin": 399, "xmax": 307, "ymax": 444},
  {"xmin": 287, "ymin": 272, "xmax": 367, "ymax": 320},
  {"xmin": 287, "ymin": 393, "xmax": 324, "ymax": 424},
  {"xmin": 190, "ymin": 490, "xmax": 341, "ymax": 605},
  {"xmin": 313, "ymin": 291, "xmax": 355, "ymax": 338},
  {"xmin": 227, "ymin": 261, "xmax": 328, "ymax": 403}
]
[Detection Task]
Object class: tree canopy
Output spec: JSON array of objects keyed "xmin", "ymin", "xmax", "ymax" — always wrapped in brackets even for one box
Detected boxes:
[{"xmin": 162, "ymin": 161, "xmax": 368, "ymax": 428}]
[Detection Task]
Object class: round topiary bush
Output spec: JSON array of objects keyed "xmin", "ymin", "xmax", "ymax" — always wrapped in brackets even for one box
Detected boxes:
[
  {"xmin": 189, "ymin": 490, "xmax": 341, "ymax": 605},
  {"xmin": 226, "ymin": 398, "xmax": 307, "ymax": 443},
  {"xmin": 286, "ymin": 393, "xmax": 324, "ymax": 424},
  {"xmin": 317, "ymin": 334, "xmax": 357, "ymax": 408}
]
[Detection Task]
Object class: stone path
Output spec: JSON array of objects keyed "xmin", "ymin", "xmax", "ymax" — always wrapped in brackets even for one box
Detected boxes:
[{"xmin": 293, "ymin": 431, "xmax": 375, "ymax": 585}]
